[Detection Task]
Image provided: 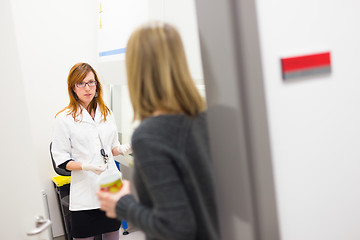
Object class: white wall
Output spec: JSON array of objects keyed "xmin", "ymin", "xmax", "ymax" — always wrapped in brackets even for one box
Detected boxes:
[
  {"xmin": 10, "ymin": 0, "xmax": 98, "ymax": 236},
  {"xmin": 99, "ymin": 0, "xmax": 203, "ymax": 84},
  {"xmin": 256, "ymin": 0, "xmax": 360, "ymax": 239},
  {"xmin": 1, "ymin": 0, "xmax": 52, "ymax": 238},
  {"xmin": 100, "ymin": 0, "xmax": 204, "ymax": 146},
  {"xmin": 161, "ymin": 0, "xmax": 204, "ymax": 83}
]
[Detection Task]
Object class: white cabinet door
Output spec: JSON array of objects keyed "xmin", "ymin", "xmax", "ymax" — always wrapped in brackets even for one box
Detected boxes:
[{"xmin": 0, "ymin": 0, "xmax": 51, "ymax": 239}]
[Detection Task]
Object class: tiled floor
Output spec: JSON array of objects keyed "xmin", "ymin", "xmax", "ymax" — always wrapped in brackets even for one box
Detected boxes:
[{"xmin": 119, "ymin": 226, "xmax": 145, "ymax": 240}]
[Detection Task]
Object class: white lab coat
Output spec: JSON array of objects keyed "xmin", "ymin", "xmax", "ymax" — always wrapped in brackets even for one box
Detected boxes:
[{"xmin": 52, "ymin": 105, "xmax": 121, "ymax": 211}]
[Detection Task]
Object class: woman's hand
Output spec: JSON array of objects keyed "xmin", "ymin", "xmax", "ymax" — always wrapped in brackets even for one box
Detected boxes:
[
  {"xmin": 112, "ymin": 144, "xmax": 132, "ymax": 156},
  {"xmin": 82, "ymin": 163, "xmax": 106, "ymax": 175},
  {"xmin": 118, "ymin": 144, "xmax": 132, "ymax": 155},
  {"xmin": 96, "ymin": 179, "xmax": 131, "ymax": 218}
]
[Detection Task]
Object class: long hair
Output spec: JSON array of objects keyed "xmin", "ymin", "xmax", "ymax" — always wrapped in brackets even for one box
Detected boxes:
[
  {"xmin": 56, "ymin": 63, "xmax": 110, "ymax": 121},
  {"xmin": 126, "ymin": 22, "xmax": 205, "ymax": 121}
]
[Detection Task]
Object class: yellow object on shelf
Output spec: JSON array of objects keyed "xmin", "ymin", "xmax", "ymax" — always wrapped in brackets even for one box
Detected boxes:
[{"xmin": 52, "ymin": 176, "xmax": 71, "ymax": 187}]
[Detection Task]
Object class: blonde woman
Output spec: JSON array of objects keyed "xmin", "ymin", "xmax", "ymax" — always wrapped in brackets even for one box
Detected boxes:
[
  {"xmin": 52, "ymin": 63, "xmax": 131, "ymax": 240},
  {"xmin": 97, "ymin": 22, "xmax": 219, "ymax": 240}
]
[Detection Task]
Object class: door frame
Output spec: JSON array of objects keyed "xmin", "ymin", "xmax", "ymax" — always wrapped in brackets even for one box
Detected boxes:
[{"xmin": 195, "ymin": 0, "xmax": 280, "ymax": 239}]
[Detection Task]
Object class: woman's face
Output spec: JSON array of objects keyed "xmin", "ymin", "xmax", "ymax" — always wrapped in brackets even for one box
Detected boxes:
[{"xmin": 73, "ymin": 71, "xmax": 97, "ymax": 108}]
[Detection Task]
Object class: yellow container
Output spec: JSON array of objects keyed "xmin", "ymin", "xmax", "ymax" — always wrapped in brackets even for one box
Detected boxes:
[
  {"xmin": 52, "ymin": 176, "xmax": 71, "ymax": 187},
  {"xmin": 98, "ymin": 172, "xmax": 123, "ymax": 193}
]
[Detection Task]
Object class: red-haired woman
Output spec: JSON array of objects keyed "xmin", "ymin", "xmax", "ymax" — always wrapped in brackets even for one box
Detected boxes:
[{"xmin": 52, "ymin": 63, "xmax": 131, "ymax": 240}]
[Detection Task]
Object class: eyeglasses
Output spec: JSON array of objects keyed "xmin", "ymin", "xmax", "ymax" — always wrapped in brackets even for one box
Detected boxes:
[{"xmin": 75, "ymin": 80, "xmax": 97, "ymax": 88}]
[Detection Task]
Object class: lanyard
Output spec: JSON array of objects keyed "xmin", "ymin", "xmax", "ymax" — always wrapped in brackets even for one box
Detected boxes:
[{"xmin": 98, "ymin": 133, "xmax": 109, "ymax": 167}]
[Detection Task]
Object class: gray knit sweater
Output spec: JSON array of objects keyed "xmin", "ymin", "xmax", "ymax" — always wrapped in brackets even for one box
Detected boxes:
[{"xmin": 115, "ymin": 113, "xmax": 219, "ymax": 240}]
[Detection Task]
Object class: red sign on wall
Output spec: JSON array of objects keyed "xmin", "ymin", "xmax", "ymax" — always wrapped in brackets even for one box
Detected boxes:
[{"xmin": 281, "ymin": 52, "xmax": 331, "ymax": 80}]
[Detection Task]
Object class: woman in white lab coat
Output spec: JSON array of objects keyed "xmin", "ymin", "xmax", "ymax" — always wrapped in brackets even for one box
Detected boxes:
[{"xmin": 52, "ymin": 63, "xmax": 131, "ymax": 240}]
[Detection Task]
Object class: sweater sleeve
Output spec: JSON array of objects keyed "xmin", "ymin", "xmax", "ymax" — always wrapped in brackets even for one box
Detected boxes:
[{"xmin": 115, "ymin": 137, "xmax": 197, "ymax": 240}]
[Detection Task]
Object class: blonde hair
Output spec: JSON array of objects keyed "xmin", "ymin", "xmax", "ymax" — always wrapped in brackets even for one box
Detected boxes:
[
  {"xmin": 56, "ymin": 63, "xmax": 110, "ymax": 121},
  {"xmin": 126, "ymin": 22, "xmax": 205, "ymax": 121}
]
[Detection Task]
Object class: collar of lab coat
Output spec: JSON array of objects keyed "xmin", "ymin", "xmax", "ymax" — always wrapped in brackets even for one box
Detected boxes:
[{"xmin": 77, "ymin": 104, "xmax": 102, "ymax": 125}]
